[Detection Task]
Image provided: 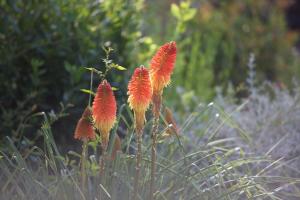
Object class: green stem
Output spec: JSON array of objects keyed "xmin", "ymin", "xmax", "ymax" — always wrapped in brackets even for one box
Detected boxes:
[
  {"xmin": 150, "ymin": 110, "xmax": 160, "ymax": 200},
  {"xmin": 81, "ymin": 139, "xmax": 88, "ymax": 194},
  {"xmin": 133, "ymin": 130, "xmax": 142, "ymax": 200},
  {"xmin": 99, "ymin": 149, "xmax": 106, "ymax": 199},
  {"xmin": 88, "ymin": 70, "xmax": 94, "ymax": 107}
]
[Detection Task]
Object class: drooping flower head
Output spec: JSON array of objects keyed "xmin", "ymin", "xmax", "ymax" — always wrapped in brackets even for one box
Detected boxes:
[
  {"xmin": 82, "ymin": 106, "xmax": 93, "ymax": 120},
  {"xmin": 149, "ymin": 41, "xmax": 177, "ymax": 96},
  {"xmin": 74, "ymin": 107, "xmax": 95, "ymax": 141},
  {"xmin": 92, "ymin": 80, "xmax": 117, "ymax": 150},
  {"xmin": 164, "ymin": 107, "xmax": 179, "ymax": 136},
  {"xmin": 128, "ymin": 66, "xmax": 152, "ymax": 133}
]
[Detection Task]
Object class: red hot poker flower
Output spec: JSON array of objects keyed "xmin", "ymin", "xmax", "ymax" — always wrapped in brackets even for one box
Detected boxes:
[
  {"xmin": 149, "ymin": 41, "xmax": 177, "ymax": 95},
  {"xmin": 128, "ymin": 67, "xmax": 152, "ymax": 133},
  {"xmin": 128, "ymin": 66, "xmax": 152, "ymax": 133},
  {"xmin": 128, "ymin": 67, "xmax": 152, "ymax": 113},
  {"xmin": 92, "ymin": 80, "xmax": 117, "ymax": 150},
  {"xmin": 74, "ymin": 107, "xmax": 95, "ymax": 141}
]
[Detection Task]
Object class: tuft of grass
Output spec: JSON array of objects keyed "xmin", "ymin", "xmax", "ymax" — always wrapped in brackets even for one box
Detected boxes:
[{"xmin": 1, "ymin": 102, "xmax": 299, "ymax": 200}]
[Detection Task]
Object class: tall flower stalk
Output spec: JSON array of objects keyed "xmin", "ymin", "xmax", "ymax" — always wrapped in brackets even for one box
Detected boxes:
[
  {"xmin": 127, "ymin": 67, "xmax": 152, "ymax": 200},
  {"xmin": 149, "ymin": 41, "xmax": 177, "ymax": 199},
  {"xmin": 92, "ymin": 80, "xmax": 117, "ymax": 176},
  {"xmin": 74, "ymin": 106, "xmax": 95, "ymax": 192},
  {"xmin": 74, "ymin": 69, "xmax": 95, "ymax": 193}
]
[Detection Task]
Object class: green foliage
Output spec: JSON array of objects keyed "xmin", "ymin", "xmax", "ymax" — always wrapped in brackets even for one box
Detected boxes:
[
  {"xmin": 171, "ymin": 1, "xmax": 197, "ymax": 33},
  {"xmin": 149, "ymin": 0, "xmax": 300, "ymax": 106},
  {"xmin": 0, "ymin": 0, "xmax": 152, "ymax": 138}
]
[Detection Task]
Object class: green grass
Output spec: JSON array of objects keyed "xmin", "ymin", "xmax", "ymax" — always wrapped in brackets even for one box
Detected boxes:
[{"xmin": 1, "ymin": 103, "xmax": 300, "ymax": 200}]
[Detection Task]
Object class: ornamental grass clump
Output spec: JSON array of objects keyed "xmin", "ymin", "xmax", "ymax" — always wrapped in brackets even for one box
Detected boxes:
[
  {"xmin": 149, "ymin": 41, "xmax": 177, "ymax": 199},
  {"xmin": 127, "ymin": 66, "xmax": 152, "ymax": 200}
]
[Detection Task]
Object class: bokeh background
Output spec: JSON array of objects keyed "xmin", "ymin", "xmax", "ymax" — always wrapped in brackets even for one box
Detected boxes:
[{"xmin": 1, "ymin": 0, "xmax": 300, "ymax": 150}]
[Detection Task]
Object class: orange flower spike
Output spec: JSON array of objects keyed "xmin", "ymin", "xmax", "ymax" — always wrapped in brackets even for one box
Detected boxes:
[
  {"xmin": 128, "ymin": 67, "xmax": 152, "ymax": 133},
  {"xmin": 149, "ymin": 41, "xmax": 177, "ymax": 95},
  {"xmin": 149, "ymin": 41, "xmax": 176, "ymax": 117},
  {"xmin": 92, "ymin": 80, "xmax": 117, "ymax": 150},
  {"xmin": 74, "ymin": 107, "xmax": 95, "ymax": 140}
]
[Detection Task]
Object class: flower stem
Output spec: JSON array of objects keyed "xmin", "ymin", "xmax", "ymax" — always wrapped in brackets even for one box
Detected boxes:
[
  {"xmin": 150, "ymin": 95, "xmax": 161, "ymax": 200},
  {"xmin": 88, "ymin": 70, "xmax": 94, "ymax": 107},
  {"xmin": 133, "ymin": 130, "xmax": 142, "ymax": 200},
  {"xmin": 100, "ymin": 146, "xmax": 107, "ymax": 178},
  {"xmin": 99, "ymin": 147, "xmax": 107, "ymax": 199},
  {"xmin": 81, "ymin": 139, "xmax": 88, "ymax": 194}
]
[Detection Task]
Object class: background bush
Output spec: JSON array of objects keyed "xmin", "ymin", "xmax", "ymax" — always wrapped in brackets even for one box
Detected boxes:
[
  {"xmin": 0, "ymin": 0, "xmax": 155, "ymax": 139},
  {"xmin": 145, "ymin": 0, "xmax": 300, "ymax": 105}
]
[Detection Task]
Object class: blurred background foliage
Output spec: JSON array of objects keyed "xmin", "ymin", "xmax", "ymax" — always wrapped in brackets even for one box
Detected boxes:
[
  {"xmin": 0, "ymin": 0, "xmax": 299, "ymax": 141},
  {"xmin": 145, "ymin": 0, "xmax": 300, "ymax": 107}
]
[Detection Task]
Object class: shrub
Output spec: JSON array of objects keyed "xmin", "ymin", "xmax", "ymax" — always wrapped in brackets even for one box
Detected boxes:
[{"xmin": 0, "ymin": 0, "xmax": 153, "ymax": 139}]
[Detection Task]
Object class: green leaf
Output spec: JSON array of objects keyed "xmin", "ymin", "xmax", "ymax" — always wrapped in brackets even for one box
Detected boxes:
[
  {"xmin": 83, "ymin": 67, "xmax": 102, "ymax": 75},
  {"xmin": 171, "ymin": 4, "xmax": 181, "ymax": 19},
  {"xmin": 68, "ymin": 151, "xmax": 81, "ymax": 158},
  {"xmin": 83, "ymin": 67, "xmax": 94, "ymax": 71},
  {"xmin": 183, "ymin": 9, "xmax": 196, "ymax": 21},
  {"xmin": 31, "ymin": 59, "xmax": 44, "ymax": 69},
  {"xmin": 80, "ymin": 89, "xmax": 95, "ymax": 96},
  {"xmin": 112, "ymin": 63, "xmax": 126, "ymax": 71},
  {"xmin": 112, "ymin": 87, "xmax": 118, "ymax": 91}
]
